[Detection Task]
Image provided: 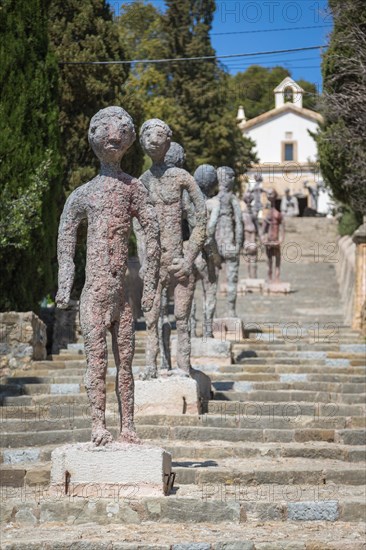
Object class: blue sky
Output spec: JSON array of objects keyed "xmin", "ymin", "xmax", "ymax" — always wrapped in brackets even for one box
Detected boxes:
[{"xmin": 109, "ymin": 1, "xmax": 331, "ymax": 89}]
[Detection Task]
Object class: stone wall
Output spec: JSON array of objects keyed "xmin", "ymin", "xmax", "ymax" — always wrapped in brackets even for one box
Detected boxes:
[
  {"xmin": 335, "ymin": 236, "xmax": 356, "ymax": 326},
  {"xmin": 0, "ymin": 312, "xmax": 47, "ymax": 372}
]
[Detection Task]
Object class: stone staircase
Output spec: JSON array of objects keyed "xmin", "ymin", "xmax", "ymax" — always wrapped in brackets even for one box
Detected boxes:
[{"xmin": 1, "ymin": 218, "xmax": 365, "ymax": 549}]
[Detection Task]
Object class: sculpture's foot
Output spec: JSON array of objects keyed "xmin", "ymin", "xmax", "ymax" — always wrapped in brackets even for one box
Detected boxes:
[
  {"xmin": 140, "ymin": 366, "xmax": 158, "ymax": 380},
  {"xmin": 117, "ymin": 429, "xmax": 142, "ymax": 445},
  {"xmin": 166, "ymin": 367, "xmax": 190, "ymax": 378},
  {"xmin": 227, "ymin": 310, "xmax": 236, "ymax": 318},
  {"xmin": 91, "ymin": 427, "xmax": 113, "ymax": 447}
]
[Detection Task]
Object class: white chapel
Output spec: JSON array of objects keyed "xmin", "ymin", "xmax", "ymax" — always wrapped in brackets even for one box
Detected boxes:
[{"xmin": 237, "ymin": 77, "xmax": 324, "ymax": 199}]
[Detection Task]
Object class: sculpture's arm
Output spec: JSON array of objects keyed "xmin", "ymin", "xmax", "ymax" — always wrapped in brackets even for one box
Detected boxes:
[
  {"xmin": 132, "ymin": 217, "xmax": 147, "ymax": 277},
  {"xmin": 131, "ymin": 180, "xmax": 160, "ymax": 312},
  {"xmin": 280, "ymin": 197, "xmax": 287, "ymax": 214},
  {"xmin": 260, "ymin": 214, "xmax": 269, "ymax": 242},
  {"xmin": 232, "ymin": 196, "xmax": 244, "ymax": 249},
  {"xmin": 279, "ymin": 215, "xmax": 285, "ymax": 243},
  {"xmin": 207, "ymin": 198, "xmax": 220, "ymax": 241},
  {"xmin": 182, "ymin": 189, "xmax": 196, "ymax": 234},
  {"xmin": 56, "ymin": 188, "xmax": 86, "ymax": 308},
  {"xmin": 182, "ymin": 173, "xmax": 206, "ymax": 266}
]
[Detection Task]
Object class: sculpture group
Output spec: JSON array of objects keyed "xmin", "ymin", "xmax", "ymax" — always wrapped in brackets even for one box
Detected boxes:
[{"xmin": 56, "ymin": 106, "xmax": 287, "ymax": 448}]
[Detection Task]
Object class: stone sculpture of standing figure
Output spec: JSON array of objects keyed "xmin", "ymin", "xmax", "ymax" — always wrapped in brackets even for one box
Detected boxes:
[
  {"xmin": 159, "ymin": 141, "xmax": 186, "ymax": 371},
  {"xmin": 215, "ymin": 167, "xmax": 244, "ymax": 317},
  {"xmin": 281, "ymin": 188, "xmax": 299, "ymax": 217},
  {"xmin": 56, "ymin": 106, "xmax": 160, "ymax": 446},
  {"xmin": 261, "ymin": 188, "xmax": 285, "ymax": 282},
  {"xmin": 136, "ymin": 119, "xmax": 206, "ymax": 379},
  {"xmin": 242, "ymin": 190, "xmax": 259, "ymax": 278},
  {"xmin": 191, "ymin": 164, "xmax": 221, "ymax": 338}
]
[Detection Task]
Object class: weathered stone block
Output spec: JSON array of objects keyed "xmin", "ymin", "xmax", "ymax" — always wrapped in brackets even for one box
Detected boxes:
[
  {"xmin": 263, "ymin": 282, "xmax": 291, "ymax": 294},
  {"xmin": 212, "ymin": 318, "xmax": 244, "ymax": 342},
  {"xmin": 135, "ymin": 378, "xmax": 200, "ymax": 415},
  {"xmin": 172, "ymin": 545, "xmax": 211, "ymax": 550},
  {"xmin": 214, "ymin": 541, "xmax": 254, "ymax": 549},
  {"xmin": 2, "ymin": 448, "xmax": 40, "ymax": 465},
  {"xmin": 0, "ymin": 311, "xmax": 47, "ymax": 370},
  {"xmin": 50, "ymin": 442, "xmax": 172, "ymax": 497},
  {"xmin": 287, "ymin": 500, "xmax": 339, "ymax": 521},
  {"xmin": 171, "ymin": 337, "xmax": 232, "ymax": 366}
]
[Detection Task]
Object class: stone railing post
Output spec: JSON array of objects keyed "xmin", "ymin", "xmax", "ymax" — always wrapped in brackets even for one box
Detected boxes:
[{"xmin": 352, "ymin": 220, "xmax": 366, "ymax": 333}]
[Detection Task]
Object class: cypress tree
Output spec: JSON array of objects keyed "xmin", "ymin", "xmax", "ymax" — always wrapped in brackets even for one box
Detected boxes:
[
  {"xmin": 0, "ymin": 0, "xmax": 63, "ymax": 311},
  {"xmin": 49, "ymin": 0, "xmax": 144, "ymax": 191},
  {"xmin": 163, "ymin": 0, "xmax": 255, "ymax": 173},
  {"xmin": 317, "ymin": 0, "xmax": 366, "ymax": 218}
]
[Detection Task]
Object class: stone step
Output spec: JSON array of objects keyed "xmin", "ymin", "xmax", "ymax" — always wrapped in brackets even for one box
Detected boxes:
[
  {"xmin": 2, "ymin": 456, "xmax": 366, "ymax": 489},
  {"xmin": 1, "ymin": 493, "xmax": 365, "ymax": 527},
  {"xmin": 3, "ymin": 440, "xmax": 365, "ymax": 466},
  {"xmin": 2, "ymin": 400, "xmax": 363, "ymax": 422},
  {"xmin": 2, "ymin": 523, "xmax": 366, "ymax": 549},
  {"xmin": 219, "ymin": 365, "xmax": 366, "ymax": 375},
  {"xmin": 212, "ymin": 380, "xmax": 366, "ymax": 394},
  {"xmin": 214, "ymin": 389, "xmax": 366, "ymax": 404},
  {"xmin": 1, "ymin": 424, "xmax": 365, "ymax": 448},
  {"xmin": 3, "ymin": 372, "xmax": 365, "ymax": 390},
  {"xmin": 233, "ymin": 357, "xmax": 365, "ymax": 367},
  {"xmin": 2, "ymin": 413, "xmax": 365, "ymax": 434},
  {"xmin": 8, "ymin": 364, "xmax": 365, "ymax": 379}
]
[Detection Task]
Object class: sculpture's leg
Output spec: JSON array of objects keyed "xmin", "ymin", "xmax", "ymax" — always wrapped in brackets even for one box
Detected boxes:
[
  {"xmin": 174, "ymin": 273, "xmax": 195, "ymax": 375},
  {"xmin": 226, "ymin": 257, "xmax": 239, "ymax": 317},
  {"xmin": 112, "ymin": 301, "xmax": 141, "ymax": 444},
  {"xmin": 143, "ymin": 280, "xmax": 162, "ymax": 379},
  {"xmin": 274, "ymin": 247, "xmax": 281, "ymax": 282},
  {"xmin": 82, "ymin": 309, "xmax": 112, "ymax": 447},
  {"xmin": 248, "ymin": 250, "xmax": 258, "ymax": 279},
  {"xmin": 190, "ymin": 300, "xmax": 197, "ymax": 338},
  {"xmin": 266, "ymin": 246, "xmax": 273, "ymax": 282},
  {"xmin": 159, "ymin": 286, "xmax": 172, "ymax": 370},
  {"xmin": 202, "ymin": 257, "xmax": 218, "ymax": 338}
]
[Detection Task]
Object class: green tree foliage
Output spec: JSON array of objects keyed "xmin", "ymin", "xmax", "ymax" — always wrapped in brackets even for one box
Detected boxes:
[
  {"xmin": 0, "ymin": 0, "xmax": 62, "ymax": 311},
  {"xmin": 48, "ymin": 0, "xmax": 144, "ymax": 191},
  {"xmin": 228, "ymin": 65, "xmax": 318, "ymax": 120},
  {"xmin": 317, "ymin": 0, "xmax": 366, "ymax": 217},
  {"xmin": 117, "ymin": 1, "xmax": 177, "ymax": 123},
  {"xmin": 162, "ymin": 0, "xmax": 255, "ymax": 173}
]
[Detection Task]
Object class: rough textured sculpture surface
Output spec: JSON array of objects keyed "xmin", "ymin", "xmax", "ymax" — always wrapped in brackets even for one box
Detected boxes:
[
  {"xmin": 261, "ymin": 188, "xmax": 285, "ymax": 282},
  {"xmin": 215, "ymin": 167, "xmax": 244, "ymax": 317},
  {"xmin": 242, "ymin": 191, "xmax": 259, "ymax": 278},
  {"xmin": 191, "ymin": 164, "xmax": 221, "ymax": 337},
  {"xmin": 281, "ymin": 188, "xmax": 299, "ymax": 217},
  {"xmin": 135, "ymin": 120, "xmax": 206, "ymax": 379},
  {"xmin": 56, "ymin": 106, "xmax": 160, "ymax": 446},
  {"xmin": 159, "ymin": 142, "xmax": 186, "ymax": 371}
]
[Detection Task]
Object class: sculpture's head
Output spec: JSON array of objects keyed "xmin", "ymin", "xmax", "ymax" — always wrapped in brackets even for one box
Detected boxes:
[
  {"xmin": 266, "ymin": 188, "xmax": 278, "ymax": 204},
  {"xmin": 164, "ymin": 142, "xmax": 185, "ymax": 168},
  {"xmin": 243, "ymin": 191, "xmax": 253, "ymax": 206},
  {"xmin": 140, "ymin": 118, "xmax": 172, "ymax": 162},
  {"xmin": 88, "ymin": 106, "xmax": 136, "ymax": 163},
  {"xmin": 194, "ymin": 164, "xmax": 217, "ymax": 196},
  {"xmin": 285, "ymin": 187, "xmax": 290, "ymax": 196},
  {"xmin": 217, "ymin": 166, "xmax": 235, "ymax": 192}
]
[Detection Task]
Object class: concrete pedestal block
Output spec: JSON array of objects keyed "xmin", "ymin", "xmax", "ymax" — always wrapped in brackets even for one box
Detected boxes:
[
  {"xmin": 135, "ymin": 377, "xmax": 200, "ymax": 415},
  {"xmin": 240, "ymin": 278, "xmax": 265, "ymax": 292},
  {"xmin": 50, "ymin": 442, "xmax": 172, "ymax": 498},
  {"xmin": 171, "ymin": 337, "xmax": 232, "ymax": 367},
  {"xmin": 213, "ymin": 317, "xmax": 244, "ymax": 342},
  {"xmin": 263, "ymin": 282, "xmax": 291, "ymax": 294}
]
